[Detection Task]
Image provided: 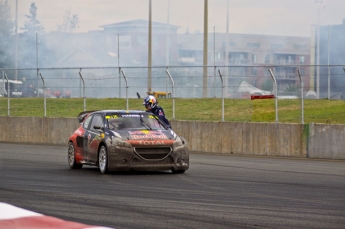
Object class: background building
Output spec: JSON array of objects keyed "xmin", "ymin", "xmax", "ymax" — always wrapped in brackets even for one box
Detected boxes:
[
  {"xmin": 318, "ymin": 19, "xmax": 345, "ymax": 98},
  {"xmin": 42, "ymin": 19, "xmax": 313, "ymax": 97},
  {"xmin": 178, "ymin": 32, "xmax": 311, "ymax": 93}
]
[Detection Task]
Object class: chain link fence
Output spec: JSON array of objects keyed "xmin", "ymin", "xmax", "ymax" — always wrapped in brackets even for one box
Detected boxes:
[{"xmin": 1, "ymin": 65, "xmax": 345, "ymax": 123}]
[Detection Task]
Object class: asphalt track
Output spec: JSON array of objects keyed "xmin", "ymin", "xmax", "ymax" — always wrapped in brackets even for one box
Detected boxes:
[{"xmin": 0, "ymin": 143, "xmax": 344, "ymax": 229}]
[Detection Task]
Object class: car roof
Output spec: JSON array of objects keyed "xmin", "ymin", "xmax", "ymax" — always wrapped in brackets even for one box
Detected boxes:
[
  {"xmin": 77, "ymin": 110, "xmax": 150, "ymax": 123},
  {"xmin": 99, "ymin": 109, "xmax": 145, "ymax": 113}
]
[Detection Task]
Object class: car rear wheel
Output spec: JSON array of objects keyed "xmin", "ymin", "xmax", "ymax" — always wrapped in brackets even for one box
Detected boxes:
[
  {"xmin": 68, "ymin": 142, "xmax": 82, "ymax": 169},
  {"xmin": 171, "ymin": 169, "xmax": 185, "ymax": 174},
  {"xmin": 99, "ymin": 145, "xmax": 108, "ymax": 174}
]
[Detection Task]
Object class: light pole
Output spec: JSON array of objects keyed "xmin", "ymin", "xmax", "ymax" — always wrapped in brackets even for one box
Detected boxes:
[
  {"xmin": 148, "ymin": 0, "xmax": 152, "ymax": 93},
  {"xmin": 202, "ymin": 0, "xmax": 208, "ymax": 98},
  {"xmin": 15, "ymin": 0, "xmax": 18, "ymax": 81},
  {"xmin": 166, "ymin": 0, "xmax": 170, "ymax": 67},
  {"xmin": 225, "ymin": 0, "xmax": 229, "ymax": 98},
  {"xmin": 315, "ymin": 0, "xmax": 324, "ymax": 99}
]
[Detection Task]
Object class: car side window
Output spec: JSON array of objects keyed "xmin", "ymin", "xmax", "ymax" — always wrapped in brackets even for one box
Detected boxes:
[
  {"xmin": 90, "ymin": 114, "xmax": 104, "ymax": 131},
  {"xmin": 83, "ymin": 115, "xmax": 93, "ymax": 130}
]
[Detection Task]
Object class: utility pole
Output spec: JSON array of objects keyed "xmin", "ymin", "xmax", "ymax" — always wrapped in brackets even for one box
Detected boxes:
[
  {"xmin": 15, "ymin": 0, "xmax": 18, "ymax": 81},
  {"xmin": 315, "ymin": 0, "xmax": 325, "ymax": 99},
  {"xmin": 166, "ymin": 0, "xmax": 170, "ymax": 67},
  {"xmin": 117, "ymin": 34, "xmax": 120, "ymax": 68},
  {"xmin": 202, "ymin": 0, "xmax": 208, "ymax": 97},
  {"xmin": 148, "ymin": 0, "xmax": 152, "ymax": 93},
  {"xmin": 225, "ymin": 0, "xmax": 229, "ymax": 98}
]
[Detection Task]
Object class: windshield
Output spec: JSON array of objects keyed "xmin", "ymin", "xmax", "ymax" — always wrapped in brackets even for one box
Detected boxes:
[{"xmin": 106, "ymin": 113, "xmax": 166, "ymax": 130}]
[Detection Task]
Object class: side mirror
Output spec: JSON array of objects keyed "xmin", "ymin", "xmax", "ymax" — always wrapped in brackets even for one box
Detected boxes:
[{"xmin": 94, "ymin": 125, "xmax": 104, "ymax": 131}]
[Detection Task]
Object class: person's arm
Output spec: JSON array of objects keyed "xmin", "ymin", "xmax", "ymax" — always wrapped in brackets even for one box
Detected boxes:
[{"xmin": 156, "ymin": 107, "xmax": 171, "ymax": 128}]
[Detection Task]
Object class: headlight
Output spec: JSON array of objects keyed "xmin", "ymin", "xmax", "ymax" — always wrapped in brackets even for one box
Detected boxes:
[
  {"xmin": 111, "ymin": 136, "xmax": 132, "ymax": 148},
  {"xmin": 173, "ymin": 136, "xmax": 183, "ymax": 148}
]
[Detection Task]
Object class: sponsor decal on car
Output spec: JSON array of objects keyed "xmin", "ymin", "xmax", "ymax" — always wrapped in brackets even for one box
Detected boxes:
[
  {"xmin": 127, "ymin": 139, "xmax": 174, "ymax": 145},
  {"xmin": 129, "ymin": 130, "xmax": 168, "ymax": 140},
  {"xmin": 87, "ymin": 133, "xmax": 105, "ymax": 147},
  {"xmin": 111, "ymin": 131, "xmax": 122, "ymax": 138},
  {"xmin": 105, "ymin": 115, "xmax": 118, "ymax": 119},
  {"xmin": 121, "ymin": 114, "xmax": 141, "ymax": 117}
]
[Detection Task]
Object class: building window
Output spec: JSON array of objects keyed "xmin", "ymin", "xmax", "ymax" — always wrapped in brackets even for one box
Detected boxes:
[
  {"xmin": 251, "ymin": 54, "xmax": 257, "ymax": 63},
  {"xmin": 271, "ymin": 43, "xmax": 284, "ymax": 49},
  {"xmin": 247, "ymin": 42, "xmax": 260, "ymax": 48},
  {"xmin": 288, "ymin": 55, "xmax": 292, "ymax": 64},
  {"xmin": 216, "ymin": 52, "xmax": 221, "ymax": 60},
  {"xmin": 299, "ymin": 68, "xmax": 305, "ymax": 75},
  {"xmin": 265, "ymin": 54, "xmax": 270, "ymax": 64},
  {"xmin": 265, "ymin": 68, "xmax": 271, "ymax": 76},
  {"xmin": 294, "ymin": 44, "xmax": 307, "ymax": 49},
  {"xmin": 300, "ymin": 56, "xmax": 305, "ymax": 64},
  {"xmin": 252, "ymin": 67, "xmax": 257, "ymax": 75}
]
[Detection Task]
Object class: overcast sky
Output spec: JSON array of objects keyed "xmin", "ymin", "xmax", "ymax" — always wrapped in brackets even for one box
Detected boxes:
[{"xmin": 7, "ymin": 0, "xmax": 345, "ymax": 37}]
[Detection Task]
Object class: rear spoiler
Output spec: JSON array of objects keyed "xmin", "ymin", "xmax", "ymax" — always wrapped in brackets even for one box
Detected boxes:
[{"xmin": 77, "ymin": 110, "xmax": 98, "ymax": 123}]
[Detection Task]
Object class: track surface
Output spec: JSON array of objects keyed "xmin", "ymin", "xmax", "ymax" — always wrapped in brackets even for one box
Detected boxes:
[{"xmin": 0, "ymin": 143, "xmax": 344, "ymax": 229}]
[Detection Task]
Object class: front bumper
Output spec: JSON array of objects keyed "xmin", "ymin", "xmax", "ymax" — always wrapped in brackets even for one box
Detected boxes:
[{"xmin": 106, "ymin": 143, "xmax": 189, "ymax": 172}]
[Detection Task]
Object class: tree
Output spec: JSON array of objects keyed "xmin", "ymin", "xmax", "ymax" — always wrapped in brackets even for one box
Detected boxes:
[
  {"xmin": 0, "ymin": 1, "xmax": 15, "ymax": 68},
  {"xmin": 57, "ymin": 10, "xmax": 79, "ymax": 33},
  {"xmin": 20, "ymin": 2, "xmax": 44, "ymax": 35},
  {"xmin": 17, "ymin": 2, "xmax": 56, "ymax": 68}
]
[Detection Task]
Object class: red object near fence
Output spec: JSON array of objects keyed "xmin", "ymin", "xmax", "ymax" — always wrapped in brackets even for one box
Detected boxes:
[
  {"xmin": 251, "ymin": 94, "xmax": 275, "ymax": 100},
  {"xmin": 54, "ymin": 90, "xmax": 61, "ymax": 98}
]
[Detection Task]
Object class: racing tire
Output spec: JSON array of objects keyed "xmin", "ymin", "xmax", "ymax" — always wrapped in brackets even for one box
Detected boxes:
[
  {"xmin": 98, "ymin": 145, "xmax": 109, "ymax": 174},
  {"xmin": 171, "ymin": 169, "xmax": 185, "ymax": 174},
  {"xmin": 68, "ymin": 142, "xmax": 82, "ymax": 169}
]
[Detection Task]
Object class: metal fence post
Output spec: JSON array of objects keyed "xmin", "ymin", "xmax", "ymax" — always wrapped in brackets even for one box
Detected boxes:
[
  {"xmin": 297, "ymin": 69, "xmax": 304, "ymax": 124},
  {"xmin": 39, "ymin": 72, "xmax": 46, "ymax": 117},
  {"xmin": 79, "ymin": 71, "xmax": 86, "ymax": 111},
  {"xmin": 3, "ymin": 72, "xmax": 10, "ymax": 116},
  {"xmin": 218, "ymin": 69, "xmax": 224, "ymax": 122},
  {"xmin": 1, "ymin": 71, "xmax": 4, "ymax": 97},
  {"xmin": 268, "ymin": 68, "xmax": 278, "ymax": 123},
  {"xmin": 120, "ymin": 70, "xmax": 128, "ymax": 110},
  {"xmin": 165, "ymin": 69, "xmax": 175, "ymax": 120},
  {"xmin": 118, "ymin": 67, "xmax": 121, "ymax": 98}
]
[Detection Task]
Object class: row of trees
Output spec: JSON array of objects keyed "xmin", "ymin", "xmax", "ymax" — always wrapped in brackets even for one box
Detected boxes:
[{"xmin": 0, "ymin": 1, "xmax": 79, "ymax": 70}]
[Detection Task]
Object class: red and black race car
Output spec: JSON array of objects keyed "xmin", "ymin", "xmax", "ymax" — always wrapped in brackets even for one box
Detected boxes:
[{"xmin": 68, "ymin": 110, "xmax": 189, "ymax": 174}]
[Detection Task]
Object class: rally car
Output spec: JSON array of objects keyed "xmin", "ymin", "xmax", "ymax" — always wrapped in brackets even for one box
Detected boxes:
[{"xmin": 68, "ymin": 110, "xmax": 189, "ymax": 174}]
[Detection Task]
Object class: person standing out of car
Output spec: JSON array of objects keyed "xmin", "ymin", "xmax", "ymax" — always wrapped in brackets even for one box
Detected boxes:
[{"xmin": 143, "ymin": 95, "xmax": 172, "ymax": 128}]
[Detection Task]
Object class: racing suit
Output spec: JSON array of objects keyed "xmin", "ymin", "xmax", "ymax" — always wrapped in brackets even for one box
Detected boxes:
[{"xmin": 148, "ymin": 105, "xmax": 172, "ymax": 128}]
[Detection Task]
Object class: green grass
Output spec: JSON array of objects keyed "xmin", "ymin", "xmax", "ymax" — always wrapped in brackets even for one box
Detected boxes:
[{"xmin": 1, "ymin": 97, "xmax": 345, "ymax": 124}]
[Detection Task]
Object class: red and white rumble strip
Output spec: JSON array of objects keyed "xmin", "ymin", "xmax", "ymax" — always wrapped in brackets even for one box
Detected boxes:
[{"xmin": 0, "ymin": 202, "xmax": 113, "ymax": 229}]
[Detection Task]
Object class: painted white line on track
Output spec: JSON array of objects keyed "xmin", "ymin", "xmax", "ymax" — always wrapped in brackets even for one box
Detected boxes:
[{"xmin": 0, "ymin": 202, "xmax": 114, "ymax": 229}]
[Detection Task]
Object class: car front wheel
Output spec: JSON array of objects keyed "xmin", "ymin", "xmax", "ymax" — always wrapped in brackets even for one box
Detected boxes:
[
  {"xmin": 68, "ymin": 142, "xmax": 82, "ymax": 169},
  {"xmin": 98, "ymin": 145, "xmax": 108, "ymax": 174}
]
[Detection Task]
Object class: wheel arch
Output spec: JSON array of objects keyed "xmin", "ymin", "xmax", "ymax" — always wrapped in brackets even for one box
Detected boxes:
[{"xmin": 97, "ymin": 141, "xmax": 108, "ymax": 165}]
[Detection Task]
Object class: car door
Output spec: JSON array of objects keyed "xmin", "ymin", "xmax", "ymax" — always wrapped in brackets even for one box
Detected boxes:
[
  {"xmin": 82, "ymin": 114, "xmax": 93, "ymax": 162},
  {"xmin": 86, "ymin": 114, "xmax": 104, "ymax": 163}
]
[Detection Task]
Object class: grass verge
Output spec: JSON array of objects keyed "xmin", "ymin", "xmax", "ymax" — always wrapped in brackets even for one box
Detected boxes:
[{"xmin": 1, "ymin": 97, "xmax": 345, "ymax": 124}]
